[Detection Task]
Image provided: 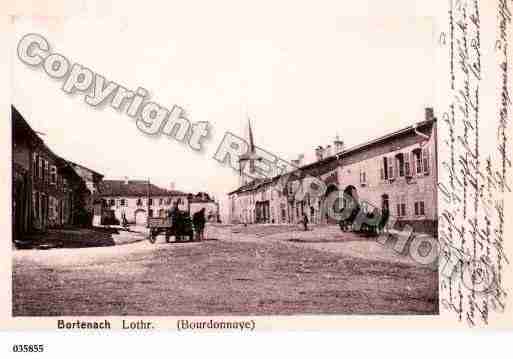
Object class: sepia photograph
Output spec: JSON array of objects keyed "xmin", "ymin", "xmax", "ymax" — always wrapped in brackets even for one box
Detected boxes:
[{"xmin": 10, "ymin": 11, "xmax": 440, "ymax": 318}]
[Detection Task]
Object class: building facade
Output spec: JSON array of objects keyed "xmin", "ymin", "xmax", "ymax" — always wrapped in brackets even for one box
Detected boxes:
[
  {"xmin": 12, "ymin": 106, "xmax": 101, "ymax": 241},
  {"xmin": 228, "ymin": 108, "xmax": 438, "ymax": 236},
  {"xmin": 98, "ymin": 180, "xmax": 189, "ymax": 225}
]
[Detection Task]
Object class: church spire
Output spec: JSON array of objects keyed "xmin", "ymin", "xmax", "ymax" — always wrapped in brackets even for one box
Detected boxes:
[
  {"xmin": 248, "ymin": 117, "xmax": 255, "ymax": 154},
  {"xmin": 238, "ymin": 116, "xmax": 261, "ymax": 186}
]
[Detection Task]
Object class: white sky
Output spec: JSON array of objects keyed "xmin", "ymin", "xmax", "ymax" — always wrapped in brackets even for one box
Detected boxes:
[{"xmin": 11, "ymin": 1, "xmax": 435, "ymax": 221}]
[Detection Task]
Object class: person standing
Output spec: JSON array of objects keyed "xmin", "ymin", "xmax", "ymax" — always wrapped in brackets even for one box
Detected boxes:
[
  {"xmin": 192, "ymin": 208, "xmax": 206, "ymax": 241},
  {"xmin": 302, "ymin": 212, "xmax": 309, "ymax": 231}
]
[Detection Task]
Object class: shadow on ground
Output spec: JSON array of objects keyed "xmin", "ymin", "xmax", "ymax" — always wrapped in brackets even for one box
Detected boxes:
[{"xmin": 15, "ymin": 227, "xmax": 146, "ymax": 250}]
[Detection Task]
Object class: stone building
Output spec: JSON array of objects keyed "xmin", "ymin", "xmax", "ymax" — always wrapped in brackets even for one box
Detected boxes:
[
  {"xmin": 12, "ymin": 106, "xmax": 101, "ymax": 241},
  {"xmin": 98, "ymin": 179, "xmax": 188, "ymax": 225},
  {"xmin": 228, "ymin": 108, "xmax": 438, "ymax": 236}
]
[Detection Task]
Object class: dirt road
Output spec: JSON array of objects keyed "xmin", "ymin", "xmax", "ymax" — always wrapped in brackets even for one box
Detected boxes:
[{"xmin": 13, "ymin": 225, "xmax": 438, "ymax": 316}]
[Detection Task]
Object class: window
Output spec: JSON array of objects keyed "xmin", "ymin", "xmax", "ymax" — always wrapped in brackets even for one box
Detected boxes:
[
  {"xmin": 38, "ymin": 157, "xmax": 43, "ymax": 179},
  {"xmin": 44, "ymin": 160, "xmax": 49, "ymax": 183},
  {"xmin": 120, "ymin": 199, "xmax": 126, "ymax": 206},
  {"xmin": 382, "ymin": 157, "xmax": 388, "ymax": 179},
  {"xmin": 413, "ymin": 149, "xmax": 422, "ymax": 174},
  {"xmin": 32, "ymin": 152, "xmax": 38, "ymax": 177},
  {"xmin": 137, "ymin": 198, "xmax": 143, "ymax": 206},
  {"xmin": 360, "ymin": 169, "xmax": 366, "ymax": 184},
  {"xmin": 148, "ymin": 198, "xmax": 153, "ymax": 206},
  {"xmin": 414, "ymin": 201, "xmax": 426, "ymax": 216},
  {"xmin": 50, "ymin": 165, "xmax": 57, "ymax": 184},
  {"xmin": 166, "ymin": 197, "xmax": 172, "ymax": 205},
  {"xmin": 396, "ymin": 196, "xmax": 407, "ymax": 217},
  {"xmin": 159, "ymin": 198, "xmax": 164, "ymax": 205},
  {"xmin": 422, "ymin": 148, "xmax": 430, "ymax": 174},
  {"xmin": 109, "ymin": 199, "xmax": 115, "ymax": 206},
  {"xmin": 396, "ymin": 154, "xmax": 405, "ymax": 177},
  {"xmin": 396, "ymin": 203, "xmax": 406, "ymax": 217},
  {"xmin": 405, "ymin": 153, "xmax": 411, "ymax": 176},
  {"xmin": 149, "ymin": 209, "xmax": 153, "ymax": 218},
  {"xmin": 388, "ymin": 156, "xmax": 395, "ymax": 179}
]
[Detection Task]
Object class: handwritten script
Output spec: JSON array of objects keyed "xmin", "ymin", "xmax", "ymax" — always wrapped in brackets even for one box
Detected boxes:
[{"xmin": 439, "ymin": 0, "xmax": 511, "ymax": 326}]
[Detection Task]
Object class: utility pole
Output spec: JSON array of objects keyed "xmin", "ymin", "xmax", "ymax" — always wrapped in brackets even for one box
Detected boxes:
[{"xmin": 147, "ymin": 178, "xmax": 150, "ymax": 225}]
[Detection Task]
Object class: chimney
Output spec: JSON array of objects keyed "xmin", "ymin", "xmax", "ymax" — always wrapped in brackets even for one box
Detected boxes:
[
  {"xmin": 124, "ymin": 176, "xmax": 129, "ymax": 185},
  {"xmin": 315, "ymin": 146, "xmax": 324, "ymax": 161},
  {"xmin": 169, "ymin": 182, "xmax": 175, "ymax": 190},
  {"xmin": 425, "ymin": 107, "xmax": 434, "ymax": 121},
  {"xmin": 334, "ymin": 134, "xmax": 344, "ymax": 153}
]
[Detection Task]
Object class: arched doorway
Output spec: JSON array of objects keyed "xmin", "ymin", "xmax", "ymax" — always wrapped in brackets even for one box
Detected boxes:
[
  {"xmin": 342, "ymin": 185, "xmax": 359, "ymax": 220},
  {"xmin": 134, "ymin": 209, "xmax": 147, "ymax": 226},
  {"xmin": 324, "ymin": 184, "xmax": 339, "ymax": 224},
  {"xmin": 343, "ymin": 185, "xmax": 358, "ymax": 202}
]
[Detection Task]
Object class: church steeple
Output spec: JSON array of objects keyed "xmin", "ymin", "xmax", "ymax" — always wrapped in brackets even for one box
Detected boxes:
[{"xmin": 238, "ymin": 117, "xmax": 261, "ymax": 186}]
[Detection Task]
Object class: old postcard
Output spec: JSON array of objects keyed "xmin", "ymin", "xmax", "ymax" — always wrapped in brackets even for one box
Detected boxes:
[{"xmin": 1, "ymin": 0, "xmax": 512, "ymax": 340}]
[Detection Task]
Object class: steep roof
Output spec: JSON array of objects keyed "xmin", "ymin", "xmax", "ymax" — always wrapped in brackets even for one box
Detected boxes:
[
  {"xmin": 68, "ymin": 161, "xmax": 104, "ymax": 179},
  {"xmin": 99, "ymin": 180, "xmax": 186, "ymax": 197},
  {"xmin": 12, "ymin": 106, "xmax": 51, "ymax": 154}
]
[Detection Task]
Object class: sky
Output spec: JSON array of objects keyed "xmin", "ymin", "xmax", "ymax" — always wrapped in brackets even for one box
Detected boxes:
[{"xmin": 11, "ymin": 2, "xmax": 435, "ymax": 221}]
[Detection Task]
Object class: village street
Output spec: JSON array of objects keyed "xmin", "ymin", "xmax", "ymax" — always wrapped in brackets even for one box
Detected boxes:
[{"xmin": 13, "ymin": 225, "xmax": 438, "ymax": 316}]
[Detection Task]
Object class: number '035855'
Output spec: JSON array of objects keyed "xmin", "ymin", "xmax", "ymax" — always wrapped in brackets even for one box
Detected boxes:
[{"xmin": 12, "ymin": 344, "xmax": 45, "ymax": 353}]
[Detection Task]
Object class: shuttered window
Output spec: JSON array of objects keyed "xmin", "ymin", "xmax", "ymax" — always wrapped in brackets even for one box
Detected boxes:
[
  {"xmin": 50, "ymin": 166, "xmax": 57, "ymax": 184},
  {"xmin": 388, "ymin": 156, "xmax": 395, "ymax": 179},
  {"xmin": 405, "ymin": 153, "xmax": 411, "ymax": 176},
  {"xmin": 422, "ymin": 148, "xmax": 430, "ymax": 174}
]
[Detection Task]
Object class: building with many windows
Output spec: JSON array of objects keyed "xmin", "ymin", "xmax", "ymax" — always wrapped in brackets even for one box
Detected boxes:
[
  {"xmin": 228, "ymin": 108, "xmax": 437, "ymax": 236},
  {"xmin": 98, "ymin": 179, "xmax": 188, "ymax": 226}
]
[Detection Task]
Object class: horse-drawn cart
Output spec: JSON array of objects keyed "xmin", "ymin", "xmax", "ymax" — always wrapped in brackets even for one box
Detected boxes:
[{"xmin": 147, "ymin": 211, "xmax": 194, "ymax": 244}]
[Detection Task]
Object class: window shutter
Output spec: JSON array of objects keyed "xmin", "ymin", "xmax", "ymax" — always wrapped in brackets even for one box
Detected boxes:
[
  {"xmin": 44, "ymin": 160, "xmax": 49, "ymax": 183},
  {"xmin": 38, "ymin": 158, "xmax": 43, "ymax": 179},
  {"xmin": 416, "ymin": 151, "xmax": 423, "ymax": 174},
  {"xmin": 380, "ymin": 160, "xmax": 385, "ymax": 180},
  {"xmin": 410, "ymin": 152, "xmax": 415, "ymax": 174}
]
